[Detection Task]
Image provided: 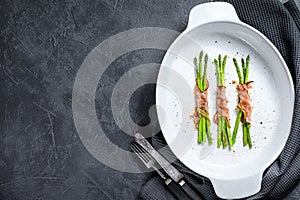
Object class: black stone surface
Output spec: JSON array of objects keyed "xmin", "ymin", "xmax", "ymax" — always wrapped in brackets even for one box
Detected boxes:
[{"xmin": 0, "ymin": 0, "xmax": 299, "ymax": 199}]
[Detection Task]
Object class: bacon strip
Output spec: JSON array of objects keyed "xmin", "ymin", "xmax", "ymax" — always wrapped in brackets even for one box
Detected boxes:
[
  {"xmin": 216, "ymin": 86, "xmax": 230, "ymax": 126},
  {"xmin": 193, "ymin": 107, "xmax": 200, "ymax": 129},
  {"xmin": 193, "ymin": 81, "xmax": 209, "ymax": 129},
  {"xmin": 237, "ymin": 82, "xmax": 253, "ymax": 124}
]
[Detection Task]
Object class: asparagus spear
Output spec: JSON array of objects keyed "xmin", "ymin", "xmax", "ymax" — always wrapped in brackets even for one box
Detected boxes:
[
  {"xmin": 232, "ymin": 58, "xmax": 243, "ymax": 145},
  {"xmin": 206, "ymin": 120, "xmax": 212, "ymax": 145},
  {"xmin": 214, "ymin": 54, "xmax": 232, "ymax": 149},
  {"xmin": 198, "ymin": 117, "xmax": 203, "ymax": 143},
  {"xmin": 245, "ymin": 55, "xmax": 252, "ymax": 148},
  {"xmin": 194, "ymin": 51, "xmax": 212, "ymax": 144},
  {"xmin": 232, "ymin": 55, "xmax": 252, "ymax": 149}
]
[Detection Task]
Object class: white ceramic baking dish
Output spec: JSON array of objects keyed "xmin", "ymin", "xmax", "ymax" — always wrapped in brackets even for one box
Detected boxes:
[{"xmin": 156, "ymin": 2, "xmax": 294, "ymax": 199}]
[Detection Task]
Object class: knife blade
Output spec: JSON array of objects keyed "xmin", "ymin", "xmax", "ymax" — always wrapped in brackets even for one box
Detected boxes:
[{"xmin": 134, "ymin": 133, "xmax": 204, "ymax": 200}]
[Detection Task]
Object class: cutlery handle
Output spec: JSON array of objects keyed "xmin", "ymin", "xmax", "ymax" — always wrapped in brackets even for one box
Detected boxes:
[
  {"xmin": 165, "ymin": 179, "xmax": 192, "ymax": 200},
  {"xmin": 180, "ymin": 180, "xmax": 204, "ymax": 200}
]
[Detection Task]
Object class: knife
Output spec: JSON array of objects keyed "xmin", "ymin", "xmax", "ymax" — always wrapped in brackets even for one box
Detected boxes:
[{"xmin": 135, "ymin": 133, "xmax": 204, "ymax": 200}]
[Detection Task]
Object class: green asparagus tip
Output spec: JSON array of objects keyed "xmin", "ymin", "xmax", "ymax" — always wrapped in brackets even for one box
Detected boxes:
[
  {"xmin": 246, "ymin": 55, "xmax": 250, "ymax": 68},
  {"xmin": 214, "ymin": 59, "xmax": 218, "ymax": 66},
  {"xmin": 223, "ymin": 55, "xmax": 227, "ymax": 68},
  {"xmin": 200, "ymin": 51, "xmax": 203, "ymax": 60},
  {"xmin": 205, "ymin": 54, "xmax": 208, "ymax": 62},
  {"xmin": 246, "ymin": 55, "xmax": 250, "ymax": 61},
  {"xmin": 194, "ymin": 57, "xmax": 198, "ymax": 66},
  {"xmin": 241, "ymin": 58, "xmax": 246, "ymax": 75}
]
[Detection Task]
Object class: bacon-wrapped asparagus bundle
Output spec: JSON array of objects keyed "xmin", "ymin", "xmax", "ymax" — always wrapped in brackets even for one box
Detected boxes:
[
  {"xmin": 194, "ymin": 51, "xmax": 212, "ymax": 144},
  {"xmin": 232, "ymin": 56, "xmax": 253, "ymax": 149},
  {"xmin": 214, "ymin": 55, "xmax": 233, "ymax": 149}
]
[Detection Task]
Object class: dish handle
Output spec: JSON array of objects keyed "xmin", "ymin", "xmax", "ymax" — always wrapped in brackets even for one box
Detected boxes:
[
  {"xmin": 209, "ymin": 171, "xmax": 263, "ymax": 199},
  {"xmin": 186, "ymin": 2, "xmax": 241, "ymax": 32}
]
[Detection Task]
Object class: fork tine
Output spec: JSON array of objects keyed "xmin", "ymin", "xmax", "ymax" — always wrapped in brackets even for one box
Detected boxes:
[
  {"xmin": 130, "ymin": 143, "xmax": 142, "ymax": 156},
  {"xmin": 130, "ymin": 143, "xmax": 150, "ymax": 163},
  {"xmin": 132, "ymin": 143, "xmax": 151, "ymax": 162},
  {"xmin": 139, "ymin": 147, "xmax": 152, "ymax": 160},
  {"xmin": 133, "ymin": 142, "xmax": 153, "ymax": 161},
  {"xmin": 131, "ymin": 146, "xmax": 146, "ymax": 162},
  {"xmin": 131, "ymin": 141, "xmax": 155, "ymax": 163},
  {"xmin": 131, "ymin": 142, "xmax": 143, "ymax": 153}
]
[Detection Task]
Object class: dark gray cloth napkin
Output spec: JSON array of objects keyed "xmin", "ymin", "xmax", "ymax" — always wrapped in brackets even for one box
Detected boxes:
[{"xmin": 139, "ymin": 0, "xmax": 300, "ymax": 199}]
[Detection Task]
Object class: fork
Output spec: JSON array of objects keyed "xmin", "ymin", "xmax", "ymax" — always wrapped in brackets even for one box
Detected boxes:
[
  {"xmin": 130, "ymin": 142, "xmax": 166, "ymax": 179},
  {"xmin": 130, "ymin": 142, "xmax": 192, "ymax": 200}
]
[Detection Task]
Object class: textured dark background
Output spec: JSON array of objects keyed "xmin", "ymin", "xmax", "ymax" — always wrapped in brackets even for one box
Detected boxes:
[{"xmin": 0, "ymin": 0, "xmax": 299, "ymax": 199}]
